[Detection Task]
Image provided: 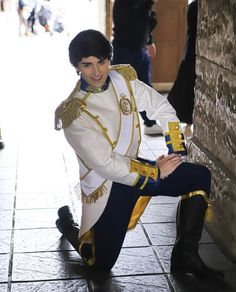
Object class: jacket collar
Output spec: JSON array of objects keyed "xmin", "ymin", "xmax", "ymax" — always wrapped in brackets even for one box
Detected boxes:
[{"xmin": 80, "ymin": 76, "xmax": 110, "ymax": 93}]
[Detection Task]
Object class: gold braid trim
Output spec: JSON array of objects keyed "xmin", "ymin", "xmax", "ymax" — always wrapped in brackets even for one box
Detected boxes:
[
  {"xmin": 110, "ymin": 64, "xmax": 137, "ymax": 80},
  {"xmin": 82, "ymin": 182, "xmax": 107, "ymax": 204},
  {"xmin": 181, "ymin": 190, "xmax": 212, "ymax": 222}
]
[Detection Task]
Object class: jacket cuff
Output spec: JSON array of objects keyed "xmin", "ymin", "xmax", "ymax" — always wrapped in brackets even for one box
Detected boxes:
[
  {"xmin": 130, "ymin": 159, "xmax": 159, "ymax": 180},
  {"xmin": 132, "ymin": 175, "xmax": 160, "ymax": 193},
  {"xmin": 164, "ymin": 122, "xmax": 188, "ymax": 156},
  {"xmin": 130, "ymin": 159, "xmax": 160, "ymax": 191}
]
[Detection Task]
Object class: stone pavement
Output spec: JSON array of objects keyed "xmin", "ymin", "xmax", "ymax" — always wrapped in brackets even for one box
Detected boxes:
[{"xmin": 1, "ymin": 36, "xmax": 236, "ymax": 292}]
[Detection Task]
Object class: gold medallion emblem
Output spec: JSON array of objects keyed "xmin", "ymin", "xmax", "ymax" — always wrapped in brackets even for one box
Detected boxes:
[{"xmin": 119, "ymin": 94, "xmax": 132, "ymax": 115}]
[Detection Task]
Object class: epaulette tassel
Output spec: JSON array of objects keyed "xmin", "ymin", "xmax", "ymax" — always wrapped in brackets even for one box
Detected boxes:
[
  {"xmin": 54, "ymin": 98, "xmax": 82, "ymax": 130},
  {"xmin": 82, "ymin": 184, "xmax": 107, "ymax": 204}
]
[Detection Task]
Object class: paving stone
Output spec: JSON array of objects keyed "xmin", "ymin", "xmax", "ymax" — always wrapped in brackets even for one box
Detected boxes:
[
  {"xmin": 11, "ymin": 279, "xmax": 89, "ymax": 292},
  {"xmin": 0, "ymin": 230, "xmax": 11, "ymax": 253},
  {"xmin": 169, "ymin": 273, "xmax": 236, "ymax": 292},
  {"xmin": 0, "ymin": 167, "xmax": 17, "ymax": 180},
  {"xmin": 0, "ymin": 194, "xmax": 14, "ymax": 210},
  {"xmin": 14, "ymin": 209, "xmax": 59, "ymax": 229},
  {"xmin": 0, "ymin": 210, "xmax": 13, "ymax": 230},
  {"xmin": 199, "ymin": 244, "xmax": 236, "ymax": 271},
  {"xmin": 89, "ymin": 274, "xmax": 173, "ymax": 292},
  {"xmin": 155, "ymin": 243, "xmax": 236, "ymax": 275},
  {"xmin": 0, "ymin": 254, "xmax": 9, "ymax": 282},
  {"xmin": 0, "ymin": 284, "xmax": 7, "ymax": 292},
  {"xmin": 111, "ymin": 247, "xmax": 163, "ymax": 276},
  {"xmin": 13, "ymin": 228, "xmax": 66, "ymax": 253},
  {"xmin": 15, "ymin": 192, "xmax": 72, "ymax": 209},
  {"xmin": 141, "ymin": 203, "xmax": 177, "ymax": 223},
  {"xmin": 12, "ymin": 251, "xmax": 86, "ymax": 281},
  {"xmin": 138, "ymin": 150, "xmax": 156, "ymax": 160},
  {"xmin": 153, "ymin": 149, "xmax": 169, "ymax": 157},
  {"xmin": 145, "ymin": 137, "xmax": 167, "ymax": 150},
  {"xmin": 16, "ymin": 176, "xmax": 69, "ymax": 193},
  {"xmin": 150, "ymin": 196, "xmax": 180, "ymax": 204},
  {"xmin": 0, "ymin": 180, "xmax": 15, "ymax": 193},
  {"xmin": 154, "ymin": 245, "xmax": 172, "ymax": 273},
  {"xmin": 144, "ymin": 223, "xmax": 176, "ymax": 245},
  {"xmin": 123, "ymin": 224, "xmax": 149, "ymax": 248},
  {"xmin": 200, "ymin": 229, "xmax": 214, "ymax": 243},
  {"xmin": 0, "ymin": 149, "xmax": 17, "ymax": 168},
  {"xmin": 139, "ymin": 140, "xmax": 152, "ymax": 150}
]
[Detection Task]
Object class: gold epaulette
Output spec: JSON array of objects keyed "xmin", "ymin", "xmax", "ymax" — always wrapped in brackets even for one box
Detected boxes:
[
  {"xmin": 55, "ymin": 98, "xmax": 84, "ymax": 130},
  {"xmin": 110, "ymin": 64, "xmax": 137, "ymax": 81}
]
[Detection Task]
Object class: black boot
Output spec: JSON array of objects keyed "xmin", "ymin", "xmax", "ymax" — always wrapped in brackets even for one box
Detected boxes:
[
  {"xmin": 56, "ymin": 205, "xmax": 80, "ymax": 252},
  {"xmin": 170, "ymin": 195, "xmax": 224, "ymax": 279}
]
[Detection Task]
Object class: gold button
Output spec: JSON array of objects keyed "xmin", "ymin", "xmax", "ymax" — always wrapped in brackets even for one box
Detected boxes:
[
  {"xmin": 142, "ymin": 171, "xmax": 146, "ymax": 175},
  {"xmin": 112, "ymin": 141, "xmax": 117, "ymax": 147},
  {"xmin": 175, "ymin": 126, "xmax": 179, "ymax": 130},
  {"xmin": 151, "ymin": 173, "xmax": 154, "ymax": 177},
  {"xmin": 178, "ymin": 134, "xmax": 182, "ymax": 138}
]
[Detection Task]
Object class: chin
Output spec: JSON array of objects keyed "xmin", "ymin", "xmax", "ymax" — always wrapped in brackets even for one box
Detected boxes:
[{"xmin": 93, "ymin": 81, "xmax": 105, "ymax": 88}]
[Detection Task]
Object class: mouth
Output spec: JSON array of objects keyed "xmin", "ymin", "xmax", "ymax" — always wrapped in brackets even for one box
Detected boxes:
[{"xmin": 91, "ymin": 76, "xmax": 103, "ymax": 82}]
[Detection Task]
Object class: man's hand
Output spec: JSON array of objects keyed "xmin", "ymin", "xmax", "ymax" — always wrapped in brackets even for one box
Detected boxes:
[
  {"xmin": 146, "ymin": 43, "xmax": 156, "ymax": 58},
  {"xmin": 156, "ymin": 154, "xmax": 182, "ymax": 179}
]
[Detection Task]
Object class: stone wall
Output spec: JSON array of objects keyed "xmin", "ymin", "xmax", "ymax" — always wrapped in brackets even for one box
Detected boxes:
[{"xmin": 188, "ymin": 0, "xmax": 236, "ymax": 261}]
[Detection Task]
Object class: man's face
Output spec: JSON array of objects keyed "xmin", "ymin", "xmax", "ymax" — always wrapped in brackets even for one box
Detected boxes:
[{"xmin": 78, "ymin": 56, "xmax": 110, "ymax": 89}]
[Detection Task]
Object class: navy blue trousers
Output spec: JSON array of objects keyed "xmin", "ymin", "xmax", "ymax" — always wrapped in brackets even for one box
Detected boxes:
[{"xmin": 92, "ymin": 162, "xmax": 211, "ymax": 271}]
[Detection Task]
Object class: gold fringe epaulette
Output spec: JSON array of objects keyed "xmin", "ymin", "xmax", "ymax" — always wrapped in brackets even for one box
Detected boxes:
[
  {"xmin": 110, "ymin": 64, "xmax": 137, "ymax": 81},
  {"xmin": 55, "ymin": 98, "xmax": 84, "ymax": 130}
]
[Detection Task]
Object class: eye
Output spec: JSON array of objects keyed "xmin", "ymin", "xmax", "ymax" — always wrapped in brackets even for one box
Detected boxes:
[{"xmin": 83, "ymin": 63, "xmax": 91, "ymax": 68}]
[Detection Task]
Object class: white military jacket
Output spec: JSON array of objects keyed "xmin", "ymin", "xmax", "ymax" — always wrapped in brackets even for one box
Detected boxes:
[{"xmin": 55, "ymin": 65, "xmax": 185, "ymax": 238}]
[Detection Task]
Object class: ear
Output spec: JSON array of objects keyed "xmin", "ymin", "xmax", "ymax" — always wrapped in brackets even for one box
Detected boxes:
[{"xmin": 76, "ymin": 67, "xmax": 80, "ymax": 76}]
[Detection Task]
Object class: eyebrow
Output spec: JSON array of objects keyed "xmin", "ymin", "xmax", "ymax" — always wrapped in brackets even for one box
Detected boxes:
[{"xmin": 80, "ymin": 62, "xmax": 92, "ymax": 65}]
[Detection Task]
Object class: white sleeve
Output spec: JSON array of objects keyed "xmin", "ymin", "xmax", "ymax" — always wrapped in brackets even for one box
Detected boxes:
[
  {"xmin": 131, "ymin": 79, "xmax": 181, "ymax": 132},
  {"xmin": 64, "ymin": 115, "xmax": 139, "ymax": 186}
]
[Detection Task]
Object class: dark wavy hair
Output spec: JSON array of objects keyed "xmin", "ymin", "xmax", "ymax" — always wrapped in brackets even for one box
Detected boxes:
[{"xmin": 69, "ymin": 29, "xmax": 113, "ymax": 67}]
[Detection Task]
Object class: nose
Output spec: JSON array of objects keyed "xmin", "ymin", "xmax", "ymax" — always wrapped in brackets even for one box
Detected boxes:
[{"xmin": 93, "ymin": 65, "xmax": 100, "ymax": 76}]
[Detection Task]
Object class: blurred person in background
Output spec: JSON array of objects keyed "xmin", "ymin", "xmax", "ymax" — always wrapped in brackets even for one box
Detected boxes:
[
  {"xmin": 18, "ymin": 0, "xmax": 37, "ymax": 36},
  {"xmin": 167, "ymin": 0, "xmax": 198, "ymax": 138},
  {"xmin": 111, "ymin": 0, "xmax": 163, "ymax": 136}
]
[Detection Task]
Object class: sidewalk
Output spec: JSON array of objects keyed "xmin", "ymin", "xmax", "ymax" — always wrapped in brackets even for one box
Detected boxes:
[{"xmin": 1, "ymin": 36, "xmax": 236, "ymax": 292}]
